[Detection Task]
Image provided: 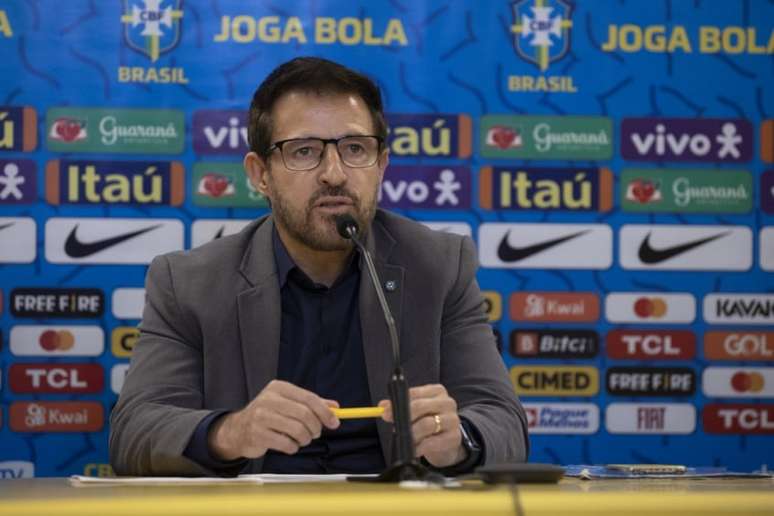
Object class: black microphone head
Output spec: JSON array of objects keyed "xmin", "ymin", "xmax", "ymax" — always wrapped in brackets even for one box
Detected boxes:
[{"xmin": 335, "ymin": 214, "xmax": 359, "ymax": 240}]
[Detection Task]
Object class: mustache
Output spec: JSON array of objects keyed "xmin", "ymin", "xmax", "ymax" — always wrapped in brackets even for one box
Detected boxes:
[{"xmin": 307, "ymin": 186, "xmax": 359, "ymax": 207}]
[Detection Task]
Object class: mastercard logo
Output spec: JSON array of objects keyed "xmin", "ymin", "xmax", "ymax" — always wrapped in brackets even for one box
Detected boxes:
[
  {"xmin": 731, "ymin": 372, "xmax": 765, "ymax": 393},
  {"xmin": 633, "ymin": 297, "xmax": 667, "ymax": 318},
  {"xmin": 38, "ymin": 330, "xmax": 75, "ymax": 351}
]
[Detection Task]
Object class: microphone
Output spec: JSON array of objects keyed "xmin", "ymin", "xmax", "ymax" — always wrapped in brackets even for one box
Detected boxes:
[{"xmin": 335, "ymin": 214, "xmax": 438, "ymax": 483}]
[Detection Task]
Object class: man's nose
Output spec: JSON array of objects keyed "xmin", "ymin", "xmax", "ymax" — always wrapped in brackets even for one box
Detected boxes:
[{"xmin": 318, "ymin": 143, "xmax": 347, "ymax": 185}]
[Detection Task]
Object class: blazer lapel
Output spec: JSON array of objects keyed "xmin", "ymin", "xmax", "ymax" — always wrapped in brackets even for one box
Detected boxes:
[
  {"xmin": 358, "ymin": 220, "xmax": 405, "ymax": 464},
  {"xmin": 237, "ymin": 216, "xmax": 281, "ymax": 401}
]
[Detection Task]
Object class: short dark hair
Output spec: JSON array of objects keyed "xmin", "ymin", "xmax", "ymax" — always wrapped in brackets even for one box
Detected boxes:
[{"xmin": 248, "ymin": 57, "xmax": 387, "ymax": 160}]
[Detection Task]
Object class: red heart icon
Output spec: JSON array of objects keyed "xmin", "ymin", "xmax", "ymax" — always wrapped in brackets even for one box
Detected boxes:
[
  {"xmin": 491, "ymin": 126, "xmax": 517, "ymax": 149},
  {"xmin": 55, "ymin": 118, "xmax": 83, "ymax": 142},
  {"xmin": 203, "ymin": 174, "xmax": 230, "ymax": 197},
  {"xmin": 631, "ymin": 179, "xmax": 655, "ymax": 203}
]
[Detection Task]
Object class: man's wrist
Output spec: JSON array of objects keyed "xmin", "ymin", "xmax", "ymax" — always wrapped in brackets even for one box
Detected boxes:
[{"xmin": 208, "ymin": 412, "xmax": 241, "ymax": 461}]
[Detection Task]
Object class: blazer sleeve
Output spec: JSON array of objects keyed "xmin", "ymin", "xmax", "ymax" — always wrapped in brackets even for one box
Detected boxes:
[
  {"xmin": 440, "ymin": 235, "xmax": 530, "ymax": 464},
  {"xmin": 109, "ymin": 254, "xmax": 219, "ymax": 476}
]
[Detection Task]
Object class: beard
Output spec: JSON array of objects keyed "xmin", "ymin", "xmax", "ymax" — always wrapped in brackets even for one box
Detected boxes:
[{"xmin": 270, "ymin": 181, "xmax": 378, "ymax": 252}]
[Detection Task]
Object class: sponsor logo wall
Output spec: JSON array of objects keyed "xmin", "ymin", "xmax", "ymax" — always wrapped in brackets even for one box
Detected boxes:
[{"xmin": 0, "ymin": 0, "xmax": 771, "ymax": 475}]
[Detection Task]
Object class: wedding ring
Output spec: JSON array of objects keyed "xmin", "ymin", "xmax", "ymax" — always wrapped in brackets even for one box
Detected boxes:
[{"xmin": 433, "ymin": 414, "xmax": 442, "ymax": 435}]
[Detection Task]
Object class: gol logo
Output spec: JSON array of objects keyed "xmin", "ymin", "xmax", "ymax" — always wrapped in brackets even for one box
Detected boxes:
[
  {"xmin": 10, "ymin": 401, "xmax": 103, "ymax": 432},
  {"xmin": 731, "ymin": 371, "xmax": 765, "ymax": 393},
  {"xmin": 704, "ymin": 332, "xmax": 774, "ymax": 361},
  {"xmin": 39, "ymin": 329, "xmax": 75, "ymax": 351},
  {"xmin": 634, "ymin": 297, "xmax": 667, "ymax": 318}
]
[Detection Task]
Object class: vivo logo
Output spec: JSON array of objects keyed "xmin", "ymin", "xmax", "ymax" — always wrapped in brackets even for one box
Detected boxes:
[
  {"xmin": 192, "ymin": 110, "xmax": 248, "ymax": 155},
  {"xmin": 378, "ymin": 166, "xmax": 469, "ymax": 209}
]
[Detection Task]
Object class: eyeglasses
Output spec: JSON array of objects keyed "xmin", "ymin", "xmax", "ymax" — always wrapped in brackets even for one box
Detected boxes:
[{"xmin": 268, "ymin": 135, "xmax": 383, "ymax": 171}]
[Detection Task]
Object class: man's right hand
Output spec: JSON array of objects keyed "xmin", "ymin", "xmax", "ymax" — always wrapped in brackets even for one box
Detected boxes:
[{"xmin": 207, "ymin": 380, "xmax": 340, "ymax": 461}]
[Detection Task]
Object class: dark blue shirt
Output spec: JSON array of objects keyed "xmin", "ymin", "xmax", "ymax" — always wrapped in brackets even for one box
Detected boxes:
[{"xmin": 184, "ymin": 229, "xmax": 385, "ymax": 474}]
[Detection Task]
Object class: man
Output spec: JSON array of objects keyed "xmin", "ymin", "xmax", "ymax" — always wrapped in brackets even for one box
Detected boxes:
[{"xmin": 110, "ymin": 57, "xmax": 528, "ymax": 476}]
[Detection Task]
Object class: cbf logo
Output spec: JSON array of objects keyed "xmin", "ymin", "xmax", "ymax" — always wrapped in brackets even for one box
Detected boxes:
[
  {"xmin": 121, "ymin": 0, "xmax": 183, "ymax": 63},
  {"xmin": 511, "ymin": 0, "xmax": 573, "ymax": 72}
]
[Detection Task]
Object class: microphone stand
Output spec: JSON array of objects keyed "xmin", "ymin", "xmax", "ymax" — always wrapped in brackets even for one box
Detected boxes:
[{"xmin": 337, "ymin": 216, "xmax": 443, "ymax": 483}]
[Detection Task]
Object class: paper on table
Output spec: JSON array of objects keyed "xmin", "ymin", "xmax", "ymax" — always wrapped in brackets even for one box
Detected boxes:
[{"xmin": 69, "ymin": 475, "xmax": 264, "ymax": 486}]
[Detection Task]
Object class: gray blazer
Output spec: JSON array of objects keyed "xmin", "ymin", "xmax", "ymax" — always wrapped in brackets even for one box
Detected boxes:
[{"xmin": 110, "ymin": 209, "xmax": 528, "ymax": 475}]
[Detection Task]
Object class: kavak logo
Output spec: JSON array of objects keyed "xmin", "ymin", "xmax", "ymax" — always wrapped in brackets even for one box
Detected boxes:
[
  {"xmin": 511, "ymin": 329, "xmax": 598, "ymax": 358},
  {"xmin": 702, "ymin": 367, "xmax": 774, "ymax": 398},
  {"xmin": 0, "ymin": 106, "xmax": 37, "ymax": 152},
  {"xmin": 111, "ymin": 364, "xmax": 130, "ymax": 394},
  {"xmin": 0, "ymin": 217, "xmax": 36, "ymax": 263},
  {"xmin": 621, "ymin": 118, "xmax": 752, "ymax": 162},
  {"xmin": 762, "ymin": 120, "xmax": 773, "ymax": 163},
  {"xmin": 191, "ymin": 219, "xmax": 252, "ymax": 249},
  {"xmin": 9, "ymin": 364, "xmax": 104, "ymax": 393},
  {"xmin": 479, "ymin": 166, "xmax": 613, "ymax": 212},
  {"xmin": 762, "ymin": 172, "xmax": 774, "ymax": 213},
  {"xmin": 761, "ymin": 227, "xmax": 774, "ymax": 271},
  {"xmin": 11, "ymin": 288, "xmax": 103, "ymax": 318},
  {"xmin": 606, "ymin": 403, "xmax": 696, "ymax": 434},
  {"xmin": 379, "ymin": 166, "xmax": 470, "ymax": 209},
  {"xmin": 621, "ymin": 169, "xmax": 752, "ymax": 214},
  {"xmin": 481, "ymin": 291, "xmax": 502, "ymax": 322},
  {"xmin": 479, "ymin": 223, "xmax": 612, "ymax": 269},
  {"xmin": 119, "ymin": 0, "xmax": 189, "ymax": 84},
  {"xmin": 480, "ymin": 116, "xmax": 612, "ymax": 159},
  {"xmin": 703, "ymin": 404, "xmax": 774, "ymax": 434},
  {"xmin": 703, "ymin": 294, "xmax": 774, "ymax": 326},
  {"xmin": 192, "ymin": 110, "xmax": 248, "ymax": 155},
  {"xmin": 510, "ymin": 292, "xmax": 599, "ymax": 322},
  {"xmin": 510, "ymin": 366, "xmax": 599, "ymax": 396},
  {"xmin": 46, "ymin": 107, "xmax": 184, "ymax": 154},
  {"xmin": 10, "ymin": 401, "xmax": 103, "ymax": 432},
  {"xmin": 0, "ymin": 159, "xmax": 36, "ymax": 204},
  {"xmin": 523, "ymin": 403, "xmax": 599, "ymax": 434},
  {"xmin": 0, "ymin": 461, "xmax": 35, "ymax": 479},
  {"xmin": 620, "ymin": 224, "xmax": 751, "ymax": 270},
  {"xmin": 606, "ymin": 367, "xmax": 695, "ymax": 396},
  {"xmin": 45, "ymin": 218, "xmax": 183, "ymax": 264},
  {"xmin": 112, "ymin": 288, "xmax": 146, "ymax": 319},
  {"xmin": 193, "ymin": 163, "xmax": 268, "ymax": 208},
  {"xmin": 112, "ymin": 327, "xmax": 139, "ymax": 357},
  {"xmin": 606, "ymin": 330, "xmax": 696, "ymax": 360},
  {"xmin": 705, "ymin": 332, "xmax": 774, "ymax": 361},
  {"xmin": 421, "ymin": 222, "xmax": 473, "ymax": 238},
  {"xmin": 605, "ymin": 292, "xmax": 695, "ymax": 324},
  {"xmin": 9, "ymin": 325, "xmax": 104, "ymax": 356},
  {"xmin": 386, "ymin": 114, "xmax": 472, "ymax": 159},
  {"xmin": 45, "ymin": 159, "xmax": 184, "ymax": 206}
]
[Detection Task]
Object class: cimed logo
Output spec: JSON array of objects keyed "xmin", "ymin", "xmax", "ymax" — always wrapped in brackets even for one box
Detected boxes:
[
  {"xmin": 510, "ymin": 0, "xmax": 573, "ymax": 72},
  {"xmin": 121, "ymin": 0, "xmax": 183, "ymax": 63}
]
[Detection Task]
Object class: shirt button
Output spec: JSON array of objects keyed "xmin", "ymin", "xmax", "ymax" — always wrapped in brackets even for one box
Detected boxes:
[{"xmin": 385, "ymin": 280, "xmax": 397, "ymax": 292}]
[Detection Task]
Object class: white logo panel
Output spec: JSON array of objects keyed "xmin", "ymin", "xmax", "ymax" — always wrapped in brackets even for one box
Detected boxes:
[
  {"xmin": 703, "ymin": 294, "xmax": 774, "ymax": 325},
  {"xmin": 523, "ymin": 403, "xmax": 599, "ymax": 435},
  {"xmin": 112, "ymin": 288, "xmax": 145, "ymax": 320},
  {"xmin": 422, "ymin": 221, "xmax": 473, "ymax": 238},
  {"xmin": 10, "ymin": 325, "xmax": 104, "ymax": 356},
  {"xmin": 0, "ymin": 461, "xmax": 35, "ymax": 479},
  {"xmin": 190, "ymin": 219, "xmax": 252, "ymax": 249},
  {"xmin": 605, "ymin": 292, "xmax": 695, "ymax": 324},
  {"xmin": 760, "ymin": 228, "xmax": 774, "ymax": 271},
  {"xmin": 702, "ymin": 367, "xmax": 774, "ymax": 398},
  {"xmin": 111, "ymin": 364, "xmax": 130, "ymax": 395},
  {"xmin": 606, "ymin": 403, "xmax": 696, "ymax": 434},
  {"xmin": 478, "ymin": 223, "xmax": 612, "ymax": 269},
  {"xmin": 0, "ymin": 217, "xmax": 36, "ymax": 263}
]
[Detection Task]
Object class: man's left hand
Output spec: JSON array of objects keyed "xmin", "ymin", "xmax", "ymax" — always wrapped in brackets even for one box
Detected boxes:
[{"xmin": 378, "ymin": 384, "xmax": 466, "ymax": 468}]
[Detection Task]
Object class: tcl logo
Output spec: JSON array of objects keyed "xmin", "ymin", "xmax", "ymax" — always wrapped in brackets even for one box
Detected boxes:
[
  {"xmin": 703, "ymin": 404, "xmax": 774, "ymax": 434},
  {"xmin": 9, "ymin": 402, "xmax": 103, "ymax": 432},
  {"xmin": 9, "ymin": 364, "xmax": 104, "ymax": 393},
  {"xmin": 606, "ymin": 330, "xmax": 695, "ymax": 360},
  {"xmin": 704, "ymin": 332, "xmax": 774, "ymax": 361}
]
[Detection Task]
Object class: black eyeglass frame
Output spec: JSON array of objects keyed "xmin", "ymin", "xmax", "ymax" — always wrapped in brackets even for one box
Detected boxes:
[{"xmin": 267, "ymin": 135, "xmax": 385, "ymax": 171}]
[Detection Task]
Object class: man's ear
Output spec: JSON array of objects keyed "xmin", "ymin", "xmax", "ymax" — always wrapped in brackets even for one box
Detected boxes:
[
  {"xmin": 244, "ymin": 152, "xmax": 271, "ymax": 196},
  {"xmin": 376, "ymin": 147, "xmax": 389, "ymax": 182}
]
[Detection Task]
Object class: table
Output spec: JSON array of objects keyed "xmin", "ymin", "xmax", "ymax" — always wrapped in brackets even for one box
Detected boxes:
[{"xmin": 0, "ymin": 477, "xmax": 772, "ymax": 515}]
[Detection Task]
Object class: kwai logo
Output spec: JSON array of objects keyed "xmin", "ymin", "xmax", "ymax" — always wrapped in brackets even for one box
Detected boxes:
[
  {"xmin": 481, "ymin": 115, "xmax": 611, "ymax": 159},
  {"xmin": 45, "ymin": 159, "xmax": 185, "ymax": 206},
  {"xmin": 606, "ymin": 403, "xmax": 696, "ymax": 434},
  {"xmin": 621, "ymin": 118, "xmax": 752, "ymax": 162},
  {"xmin": 621, "ymin": 169, "xmax": 752, "ymax": 214},
  {"xmin": 523, "ymin": 403, "xmax": 599, "ymax": 434},
  {"xmin": 606, "ymin": 330, "xmax": 695, "ymax": 360},
  {"xmin": 479, "ymin": 166, "xmax": 613, "ymax": 212},
  {"xmin": 379, "ymin": 166, "xmax": 470, "ymax": 209},
  {"xmin": 510, "ymin": 329, "xmax": 598, "ymax": 358},
  {"xmin": 46, "ymin": 107, "xmax": 184, "ymax": 154},
  {"xmin": 0, "ymin": 159, "xmax": 36, "ymax": 204},
  {"xmin": 193, "ymin": 163, "xmax": 268, "ymax": 208},
  {"xmin": 0, "ymin": 106, "xmax": 37, "ymax": 152},
  {"xmin": 0, "ymin": 217, "xmax": 36, "ymax": 263},
  {"xmin": 703, "ymin": 294, "xmax": 774, "ymax": 326},
  {"xmin": 192, "ymin": 110, "xmax": 248, "ymax": 155},
  {"xmin": 510, "ymin": 292, "xmax": 599, "ymax": 322},
  {"xmin": 10, "ymin": 401, "xmax": 103, "ymax": 432},
  {"xmin": 386, "ymin": 114, "xmax": 472, "ymax": 159},
  {"xmin": 605, "ymin": 292, "xmax": 696, "ymax": 324}
]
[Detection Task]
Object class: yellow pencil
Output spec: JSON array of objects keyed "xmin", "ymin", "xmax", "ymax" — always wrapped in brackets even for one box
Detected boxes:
[{"xmin": 331, "ymin": 407, "xmax": 385, "ymax": 419}]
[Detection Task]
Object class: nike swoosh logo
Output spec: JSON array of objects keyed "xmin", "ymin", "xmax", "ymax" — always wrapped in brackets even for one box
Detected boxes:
[
  {"xmin": 0, "ymin": 222, "xmax": 14, "ymax": 232},
  {"xmin": 213, "ymin": 226, "xmax": 225, "ymax": 240},
  {"xmin": 64, "ymin": 224, "xmax": 162, "ymax": 258},
  {"xmin": 638, "ymin": 231, "xmax": 730, "ymax": 264},
  {"xmin": 497, "ymin": 230, "xmax": 590, "ymax": 262}
]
